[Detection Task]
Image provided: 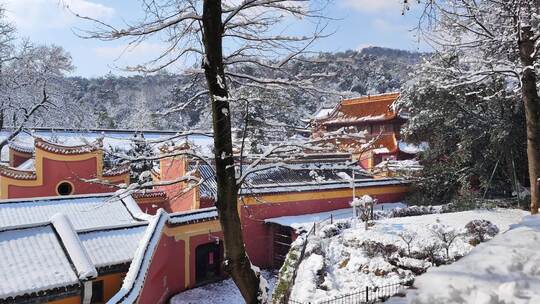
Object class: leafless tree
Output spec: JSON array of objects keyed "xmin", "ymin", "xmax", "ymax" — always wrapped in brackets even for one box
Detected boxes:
[
  {"xmin": 0, "ymin": 6, "xmax": 73, "ymax": 150},
  {"xmin": 398, "ymin": 231, "xmax": 416, "ymax": 256},
  {"xmin": 73, "ymin": 1, "xmax": 333, "ymax": 302},
  {"xmin": 430, "ymin": 223, "xmax": 461, "ymax": 260}
]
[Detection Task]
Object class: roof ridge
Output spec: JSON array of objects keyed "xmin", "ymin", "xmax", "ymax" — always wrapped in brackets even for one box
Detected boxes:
[
  {"xmin": 50, "ymin": 213, "xmax": 98, "ymax": 281},
  {"xmin": 107, "ymin": 210, "xmax": 169, "ymax": 304},
  {"xmin": 0, "ymin": 164, "xmax": 37, "ymax": 180},
  {"xmin": 35, "ymin": 137, "xmax": 103, "ymax": 155}
]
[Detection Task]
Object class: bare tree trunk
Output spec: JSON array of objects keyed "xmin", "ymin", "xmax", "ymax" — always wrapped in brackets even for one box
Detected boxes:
[
  {"xmin": 201, "ymin": 0, "xmax": 261, "ymax": 302},
  {"xmin": 518, "ymin": 26, "xmax": 540, "ymax": 214}
]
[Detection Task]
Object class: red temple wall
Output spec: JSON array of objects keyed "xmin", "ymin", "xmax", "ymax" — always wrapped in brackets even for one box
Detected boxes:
[
  {"xmin": 241, "ymin": 190, "xmax": 406, "ymax": 267},
  {"xmin": 137, "ymin": 234, "xmax": 185, "ymax": 304},
  {"xmin": 7, "ymin": 158, "xmax": 120, "ymax": 198},
  {"xmin": 10, "ymin": 150, "xmax": 32, "ymax": 168}
]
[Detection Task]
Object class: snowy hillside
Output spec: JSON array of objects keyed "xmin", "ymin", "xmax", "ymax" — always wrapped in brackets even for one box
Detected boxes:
[
  {"xmin": 283, "ymin": 209, "xmax": 526, "ymax": 303},
  {"xmin": 35, "ymin": 47, "xmax": 423, "ymax": 132}
]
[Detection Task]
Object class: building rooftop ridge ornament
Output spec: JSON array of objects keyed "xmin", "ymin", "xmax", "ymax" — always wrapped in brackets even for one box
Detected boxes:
[
  {"xmin": 8, "ymin": 140, "xmax": 34, "ymax": 154},
  {"xmin": 34, "ymin": 137, "xmax": 103, "ymax": 155},
  {"xmin": 0, "ymin": 164, "xmax": 37, "ymax": 180}
]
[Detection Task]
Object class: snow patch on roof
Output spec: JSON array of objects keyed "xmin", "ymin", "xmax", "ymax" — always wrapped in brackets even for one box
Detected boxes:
[
  {"xmin": 80, "ymin": 225, "xmax": 147, "ymax": 269},
  {"xmin": 0, "ymin": 193, "xmax": 145, "ymax": 232},
  {"xmin": 0, "ymin": 225, "xmax": 79, "ymax": 300},
  {"xmin": 16, "ymin": 158, "xmax": 35, "ymax": 170},
  {"xmin": 168, "ymin": 207, "xmax": 218, "ymax": 225}
]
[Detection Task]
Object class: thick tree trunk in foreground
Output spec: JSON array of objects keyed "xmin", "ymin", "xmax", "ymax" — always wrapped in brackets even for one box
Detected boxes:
[
  {"xmin": 201, "ymin": 0, "xmax": 261, "ymax": 302},
  {"xmin": 518, "ymin": 26, "xmax": 540, "ymax": 214}
]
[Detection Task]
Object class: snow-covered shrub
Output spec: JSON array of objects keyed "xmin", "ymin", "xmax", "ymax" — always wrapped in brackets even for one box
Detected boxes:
[
  {"xmin": 430, "ymin": 223, "xmax": 462, "ymax": 260},
  {"xmin": 334, "ymin": 220, "xmax": 351, "ymax": 230},
  {"xmin": 317, "ymin": 220, "xmax": 351, "ymax": 238},
  {"xmin": 465, "ymin": 219, "xmax": 499, "ymax": 245},
  {"xmin": 396, "ymin": 257, "xmax": 432, "ymax": 275},
  {"xmin": 398, "ymin": 231, "xmax": 417, "ymax": 256},
  {"xmin": 318, "ymin": 224, "xmax": 340, "ymax": 238},
  {"xmin": 361, "ymin": 240, "xmax": 400, "ymax": 259},
  {"xmin": 420, "ymin": 240, "xmax": 443, "ymax": 264},
  {"xmin": 388, "ymin": 205, "xmax": 435, "ymax": 217}
]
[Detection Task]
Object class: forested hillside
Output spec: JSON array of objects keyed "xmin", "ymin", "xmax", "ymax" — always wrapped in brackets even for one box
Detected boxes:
[{"xmin": 47, "ymin": 47, "xmax": 423, "ymax": 131}]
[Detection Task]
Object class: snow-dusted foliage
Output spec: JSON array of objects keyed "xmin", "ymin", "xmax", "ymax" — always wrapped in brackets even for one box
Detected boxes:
[
  {"xmin": 32, "ymin": 47, "xmax": 421, "ymax": 139},
  {"xmin": 397, "ymin": 0, "xmax": 531, "ymax": 206},
  {"xmin": 0, "ymin": 8, "xmax": 73, "ymax": 148},
  {"xmin": 464, "ymin": 219, "xmax": 499, "ymax": 245}
]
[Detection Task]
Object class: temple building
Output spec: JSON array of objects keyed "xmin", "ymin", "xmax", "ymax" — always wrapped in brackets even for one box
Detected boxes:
[
  {"xmin": 0, "ymin": 193, "xmax": 224, "ymax": 304},
  {"xmin": 1, "ymin": 138, "xmax": 130, "ymax": 199},
  {"xmin": 154, "ymin": 152, "xmax": 409, "ymax": 268},
  {"xmin": 311, "ymin": 92, "xmax": 424, "ymax": 170},
  {"xmin": 0, "ymin": 130, "xmax": 413, "ymax": 304}
]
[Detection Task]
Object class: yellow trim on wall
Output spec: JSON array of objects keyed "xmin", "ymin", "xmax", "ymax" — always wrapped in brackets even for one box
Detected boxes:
[
  {"xmin": 240, "ymin": 185, "xmax": 408, "ymax": 205},
  {"xmin": 164, "ymin": 220, "xmax": 222, "ymax": 288}
]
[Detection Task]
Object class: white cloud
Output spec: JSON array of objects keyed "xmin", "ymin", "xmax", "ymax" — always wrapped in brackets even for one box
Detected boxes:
[
  {"xmin": 4, "ymin": 0, "xmax": 114, "ymax": 31},
  {"xmin": 371, "ymin": 18, "xmax": 407, "ymax": 32},
  {"xmin": 341, "ymin": 0, "xmax": 403, "ymax": 13}
]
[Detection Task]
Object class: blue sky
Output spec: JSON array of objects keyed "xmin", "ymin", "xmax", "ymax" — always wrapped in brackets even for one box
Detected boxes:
[{"xmin": 3, "ymin": 0, "xmax": 428, "ymax": 78}]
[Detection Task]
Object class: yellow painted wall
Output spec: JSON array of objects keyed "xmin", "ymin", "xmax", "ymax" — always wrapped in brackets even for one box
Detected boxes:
[
  {"xmin": 241, "ymin": 185, "xmax": 409, "ymax": 205},
  {"xmin": 98, "ymin": 272, "xmax": 126, "ymax": 302},
  {"xmin": 49, "ymin": 296, "xmax": 80, "ymax": 304}
]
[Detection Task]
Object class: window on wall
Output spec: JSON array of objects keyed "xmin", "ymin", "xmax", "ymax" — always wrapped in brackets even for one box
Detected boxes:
[
  {"xmin": 91, "ymin": 280, "xmax": 104, "ymax": 303},
  {"xmin": 57, "ymin": 181, "xmax": 73, "ymax": 196}
]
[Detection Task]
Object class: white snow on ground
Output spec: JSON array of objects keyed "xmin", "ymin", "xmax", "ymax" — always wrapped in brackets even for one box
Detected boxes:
[
  {"xmin": 290, "ymin": 209, "xmax": 526, "ymax": 303},
  {"xmin": 343, "ymin": 209, "xmax": 525, "ymax": 258},
  {"xmin": 402, "ymin": 214, "xmax": 540, "ymax": 304},
  {"xmin": 169, "ymin": 271, "xmax": 277, "ymax": 304}
]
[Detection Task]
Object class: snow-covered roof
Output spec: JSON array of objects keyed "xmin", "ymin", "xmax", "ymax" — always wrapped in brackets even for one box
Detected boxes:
[
  {"xmin": 0, "ymin": 225, "xmax": 80, "ymax": 301},
  {"xmin": 265, "ymin": 208, "xmax": 354, "ymax": 231},
  {"xmin": 374, "ymin": 160, "xmax": 423, "ymax": 172},
  {"xmin": 188, "ymin": 161, "xmax": 384, "ymax": 199},
  {"xmin": 0, "ymin": 192, "xmax": 153, "ymax": 301},
  {"xmin": 319, "ymin": 92, "xmax": 401, "ymax": 126},
  {"xmin": 80, "ymin": 225, "xmax": 147, "ymax": 269},
  {"xmin": 1, "ymin": 128, "xmax": 214, "ymax": 161},
  {"xmin": 108, "ymin": 208, "xmax": 221, "ymax": 303},
  {"xmin": 264, "ymin": 203, "xmax": 407, "ymax": 231},
  {"xmin": 0, "ymin": 193, "xmax": 146, "ymax": 232},
  {"xmin": 169, "ymin": 207, "xmax": 219, "ymax": 225},
  {"xmin": 108, "ymin": 211, "xmax": 170, "ymax": 304},
  {"xmin": 312, "ymin": 107, "xmax": 336, "ymax": 120}
]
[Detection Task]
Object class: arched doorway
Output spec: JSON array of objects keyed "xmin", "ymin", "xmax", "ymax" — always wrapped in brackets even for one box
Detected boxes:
[{"xmin": 195, "ymin": 241, "xmax": 223, "ymax": 285}]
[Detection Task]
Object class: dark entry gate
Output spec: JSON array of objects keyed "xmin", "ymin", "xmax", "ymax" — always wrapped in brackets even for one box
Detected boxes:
[
  {"xmin": 195, "ymin": 242, "xmax": 222, "ymax": 285},
  {"xmin": 273, "ymin": 225, "xmax": 293, "ymax": 268}
]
